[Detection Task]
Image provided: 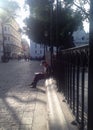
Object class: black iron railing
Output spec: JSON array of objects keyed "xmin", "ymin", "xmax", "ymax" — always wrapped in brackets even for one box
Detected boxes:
[{"xmin": 53, "ymin": 44, "xmax": 89, "ymax": 130}]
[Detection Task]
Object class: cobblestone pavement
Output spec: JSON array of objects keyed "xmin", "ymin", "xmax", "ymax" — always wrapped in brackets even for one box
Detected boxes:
[{"xmin": 0, "ymin": 60, "xmax": 47, "ymax": 130}]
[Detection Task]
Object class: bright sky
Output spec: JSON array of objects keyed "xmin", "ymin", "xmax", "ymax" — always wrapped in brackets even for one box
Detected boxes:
[
  {"xmin": 72, "ymin": 0, "xmax": 89, "ymax": 33},
  {"xmin": 14, "ymin": 0, "xmax": 30, "ymax": 45},
  {"xmin": 15, "ymin": 0, "xmax": 29, "ymax": 27},
  {"xmin": 83, "ymin": 21, "xmax": 89, "ymax": 33}
]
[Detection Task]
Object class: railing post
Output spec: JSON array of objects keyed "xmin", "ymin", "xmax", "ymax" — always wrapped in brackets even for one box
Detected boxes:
[
  {"xmin": 62, "ymin": 45, "xmax": 88, "ymax": 129},
  {"xmin": 76, "ymin": 53, "xmax": 80, "ymax": 123},
  {"xmin": 80, "ymin": 52, "xmax": 86, "ymax": 130},
  {"xmin": 72, "ymin": 54, "xmax": 76, "ymax": 115},
  {"xmin": 88, "ymin": 0, "xmax": 93, "ymax": 130},
  {"xmin": 69, "ymin": 53, "xmax": 73, "ymax": 109},
  {"xmin": 67, "ymin": 55, "xmax": 70, "ymax": 103}
]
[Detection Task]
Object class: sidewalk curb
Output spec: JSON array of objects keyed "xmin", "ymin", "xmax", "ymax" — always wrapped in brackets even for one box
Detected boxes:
[
  {"xmin": 31, "ymin": 86, "xmax": 48, "ymax": 130},
  {"xmin": 46, "ymin": 78, "xmax": 78, "ymax": 130}
]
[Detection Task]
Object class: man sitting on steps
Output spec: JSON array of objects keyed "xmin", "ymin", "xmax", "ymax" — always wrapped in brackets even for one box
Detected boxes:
[{"xmin": 29, "ymin": 61, "xmax": 51, "ymax": 88}]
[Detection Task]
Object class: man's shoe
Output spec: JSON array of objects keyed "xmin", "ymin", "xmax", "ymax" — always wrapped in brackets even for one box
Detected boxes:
[
  {"xmin": 30, "ymin": 84, "xmax": 36, "ymax": 88},
  {"xmin": 31, "ymin": 86, "xmax": 36, "ymax": 88},
  {"xmin": 28, "ymin": 82, "xmax": 33, "ymax": 86}
]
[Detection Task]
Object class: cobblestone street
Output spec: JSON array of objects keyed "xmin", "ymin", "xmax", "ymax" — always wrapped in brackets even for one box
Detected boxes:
[{"xmin": 0, "ymin": 60, "xmax": 47, "ymax": 130}]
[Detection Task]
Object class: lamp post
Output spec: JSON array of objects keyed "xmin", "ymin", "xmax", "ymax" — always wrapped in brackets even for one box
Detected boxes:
[
  {"xmin": 44, "ymin": 31, "xmax": 48, "ymax": 60},
  {"xmin": 49, "ymin": 0, "xmax": 54, "ymax": 67},
  {"xmin": 56, "ymin": 0, "xmax": 59, "ymax": 55}
]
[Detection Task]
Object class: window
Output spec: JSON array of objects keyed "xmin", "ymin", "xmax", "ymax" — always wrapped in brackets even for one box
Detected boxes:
[
  {"xmin": 8, "ymin": 27, "xmax": 10, "ymax": 31},
  {"xmin": 8, "ymin": 37, "xmax": 10, "ymax": 41},
  {"xmin": 35, "ymin": 50, "xmax": 37, "ymax": 54},
  {"xmin": 40, "ymin": 44, "xmax": 44, "ymax": 48},
  {"xmin": 82, "ymin": 36, "xmax": 85, "ymax": 40},
  {"xmin": 40, "ymin": 50, "xmax": 42, "ymax": 54},
  {"xmin": 4, "ymin": 26, "xmax": 7, "ymax": 31},
  {"xmin": 4, "ymin": 36, "xmax": 7, "ymax": 40},
  {"xmin": 40, "ymin": 44, "xmax": 42, "ymax": 48},
  {"xmin": 35, "ymin": 44, "xmax": 37, "ymax": 48}
]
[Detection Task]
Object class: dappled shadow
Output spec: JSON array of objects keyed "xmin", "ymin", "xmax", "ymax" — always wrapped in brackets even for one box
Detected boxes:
[
  {"xmin": 0, "ymin": 86, "xmax": 46, "ymax": 130},
  {"xmin": 0, "ymin": 61, "xmax": 47, "ymax": 129}
]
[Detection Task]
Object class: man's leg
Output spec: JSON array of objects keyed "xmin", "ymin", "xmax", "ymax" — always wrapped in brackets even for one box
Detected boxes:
[{"xmin": 31, "ymin": 73, "xmax": 45, "ymax": 88}]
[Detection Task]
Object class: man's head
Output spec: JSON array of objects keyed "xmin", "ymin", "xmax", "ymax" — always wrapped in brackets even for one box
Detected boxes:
[{"xmin": 41, "ymin": 61, "xmax": 48, "ymax": 67}]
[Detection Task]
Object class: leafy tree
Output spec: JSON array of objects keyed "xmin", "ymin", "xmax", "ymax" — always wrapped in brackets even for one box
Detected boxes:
[
  {"xmin": 25, "ymin": 0, "xmax": 50, "ymax": 21},
  {"xmin": 24, "ymin": 0, "xmax": 83, "ymax": 49},
  {"xmin": 64, "ymin": 0, "xmax": 90, "ymax": 20}
]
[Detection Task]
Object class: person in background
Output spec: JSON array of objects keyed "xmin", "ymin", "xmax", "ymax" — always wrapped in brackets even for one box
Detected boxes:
[{"xmin": 29, "ymin": 61, "xmax": 51, "ymax": 88}]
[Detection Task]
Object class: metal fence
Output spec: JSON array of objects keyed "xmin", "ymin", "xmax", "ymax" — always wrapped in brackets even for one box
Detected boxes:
[{"xmin": 52, "ymin": 44, "xmax": 89, "ymax": 130}]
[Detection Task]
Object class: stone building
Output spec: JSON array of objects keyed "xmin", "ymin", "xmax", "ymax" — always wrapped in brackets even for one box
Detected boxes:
[
  {"xmin": 0, "ymin": 18, "xmax": 22, "ymax": 61},
  {"xmin": 0, "ymin": 20, "xmax": 3, "ymax": 61},
  {"xmin": 72, "ymin": 28, "xmax": 89, "ymax": 47},
  {"xmin": 30, "ymin": 40, "xmax": 44, "ymax": 60}
]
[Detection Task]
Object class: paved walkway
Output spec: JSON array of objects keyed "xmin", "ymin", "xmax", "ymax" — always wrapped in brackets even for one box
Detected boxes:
[
  {"xmin": 0, "ymin": 79, "xmax": 78, "ymax": 130},
  {"xmin": 0, "ymin": 79, "xmax": 47, "ymax": 130},
  {"xmin": 0, "ymin": 60, "xmax": 78, "ymax": 130}
]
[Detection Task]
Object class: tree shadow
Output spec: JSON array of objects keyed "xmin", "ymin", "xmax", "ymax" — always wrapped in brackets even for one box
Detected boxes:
[
  {"xmin": 0, "ymin": 85, "xmax": 46, "ymax": 130},
  {"xmin": 0, "ymin": 61, "xmax": 47, "ymax": 129}
]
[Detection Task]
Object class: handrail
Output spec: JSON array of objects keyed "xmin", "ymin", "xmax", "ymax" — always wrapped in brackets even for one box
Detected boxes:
[
  {"xmin": 61, "ymin": 44, "xmax": 88, "ymax": 53},
  {"xmin": 53, "ymin": 45, "xmax": 89, "ymax": 130}
]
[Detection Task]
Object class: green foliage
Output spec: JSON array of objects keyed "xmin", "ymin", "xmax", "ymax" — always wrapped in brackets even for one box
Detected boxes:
[
  {"xmin": 25, "ymin": 0, "xmax": 50, "ymax": 21},
  {"xmin": 24, "ymin": 0, "xmax": 83, "ymax": 49},
  {"xmin": 24, "ymin": 17, "xmax": 50, "ymax": 44},
  {"xmin": 64, "ymin": 0, "xmax": 89, "ymax": 20}
]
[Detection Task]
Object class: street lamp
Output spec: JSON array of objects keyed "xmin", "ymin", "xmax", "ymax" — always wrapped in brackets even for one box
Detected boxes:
[
  {"xmin": 44, "ymin": 31, "xmax": 48, "ymax": 60},
  {"xmin": 49, "ymin": 0, "xmax": 54, "ymax": 67},
  {"xmin": 56, "ymin": 0, "xmax": 59, "ymax": 55}
]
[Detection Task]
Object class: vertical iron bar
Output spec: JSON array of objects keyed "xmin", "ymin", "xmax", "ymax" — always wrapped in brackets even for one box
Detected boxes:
[
  {"xmin": 88, "ymin": 0, "xmax": 93, "ymax": 130},
  {"xmin": 72, "ymin": 64, "xmax": 75, "ymax": 114},
  {"xmin": 67, "ymin": 55, "xmax": 69, "ymax": 103},
  {"xmin": 69, "ymin": 56, "xmax": 72, "ymax": 108},
  {"xmin": 65, "ymin": 60, "xmax": 68, "ymax": 99},
  {"xmin": 81, "ymin": 63, "xmax": 85, "ymax": 130},
  {"xmin": 67, "ymin": 56, "xmax": 70, "ymax": 104},
  {"xmin": 49, "ymin": 1, "xmax": 53, "ymax": 67},
  {"xmin": 76, "ymin": 55, "xmax": 80, "ymax": 122},
  {"xmin": 55, "ymin": 0, "xmax": 58, "ymax": 56},
  {"xmin": 65, "ymin": 65, "xmax": 67, "ymax": 98}
]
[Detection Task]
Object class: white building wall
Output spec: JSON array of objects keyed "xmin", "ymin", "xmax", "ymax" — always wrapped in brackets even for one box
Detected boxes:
[
  {"xmin": 73, "ymin": 29, "xmax": 89, "ymax": 46},
  {"xmin": 30, "ymin": 41, "xmax": 44, "ymax": 59},
  {"xmin": 1, "ymin": 19, "xmax": 22, "ymax": 58},
  {"xmin": 0, "ymin": 21, "xmax": 3, "ymax": 61}
]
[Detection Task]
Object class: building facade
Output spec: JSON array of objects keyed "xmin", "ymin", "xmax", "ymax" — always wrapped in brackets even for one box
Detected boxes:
[
  {"xmin": 72, "ymin": 28, "xmax": 89, "ymax": 47},
  {"xmin": 0, "ymin": 18, "xmax": 22, "ymax": 61},
  {"xmin": 30, "ymin": 40, "xmax": 44, "ymax": 60},
  {"xmin": 0, "ymin": 20, "xmax": 3, "ymax": 61}
]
